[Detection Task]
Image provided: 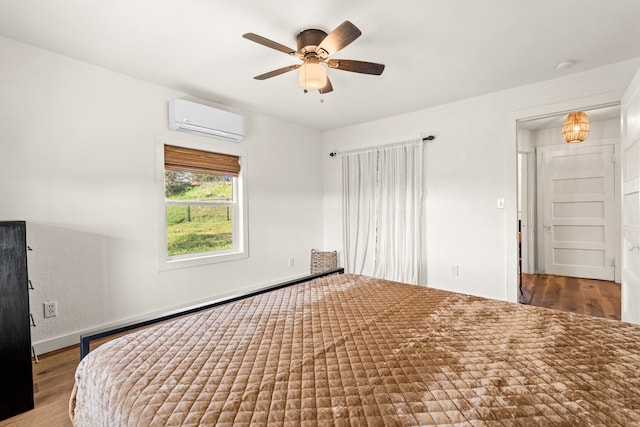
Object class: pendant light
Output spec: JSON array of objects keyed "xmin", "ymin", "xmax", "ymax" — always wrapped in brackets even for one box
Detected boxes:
[{"xmin": 561, "ymin": 112, "xmax": 590, "ymax": 143}]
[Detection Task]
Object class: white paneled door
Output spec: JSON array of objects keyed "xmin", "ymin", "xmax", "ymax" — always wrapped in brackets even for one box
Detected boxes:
[
  {"xmin": 622, "ymin": 68, "xmax": 640, "ymax": 324},
  {"xmin": 539, "ymin": 144, "xmax": 615, "ymax": 280}
]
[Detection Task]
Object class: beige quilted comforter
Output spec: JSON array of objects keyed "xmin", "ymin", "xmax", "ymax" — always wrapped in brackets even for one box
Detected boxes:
[{"xmin": 71, "ymin": 274, "xmax": 640, "ymax": 426}]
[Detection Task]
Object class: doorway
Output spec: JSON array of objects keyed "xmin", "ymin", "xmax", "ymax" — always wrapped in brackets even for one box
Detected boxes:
[{"xmin": 516, "ymin": 105, "xmax": 621, "ymax": 314}]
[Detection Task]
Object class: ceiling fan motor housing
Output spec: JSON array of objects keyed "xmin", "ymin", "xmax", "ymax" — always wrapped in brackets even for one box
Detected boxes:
[{"xmin": 296, "ymin": 29, "xmax": 328, "ymax": 56}]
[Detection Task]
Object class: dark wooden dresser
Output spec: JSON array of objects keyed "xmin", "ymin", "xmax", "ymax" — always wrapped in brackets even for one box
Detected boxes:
[{"xmin": 0, "ymin": 221, "xmax": 34, "ymax": 420}]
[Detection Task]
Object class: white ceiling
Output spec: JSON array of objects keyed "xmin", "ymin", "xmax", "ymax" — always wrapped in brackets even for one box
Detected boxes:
[{"xmin": 1, "ymin": 0, "xmax": 639, "ymax": 131}]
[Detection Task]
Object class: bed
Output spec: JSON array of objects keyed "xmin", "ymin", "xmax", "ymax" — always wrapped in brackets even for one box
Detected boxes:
[{"xmin": 70, "ymin": 272, "xmax": 640, "ymax": 426}]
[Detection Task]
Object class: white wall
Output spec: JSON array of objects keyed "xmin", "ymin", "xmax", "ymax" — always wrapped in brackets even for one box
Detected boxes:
[
  {"xmin": 323, "ymin": 59, "xmax": 640, "ymax": 301},
  {"xmin": 0, "ymin": 36, "xmax": 324, "ymax": 353}
]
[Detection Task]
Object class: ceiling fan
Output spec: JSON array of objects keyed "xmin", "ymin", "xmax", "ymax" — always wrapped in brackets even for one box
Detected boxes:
[{"xmin": 242, "ymin": 21, "xmax": 385, "ymax": 97}]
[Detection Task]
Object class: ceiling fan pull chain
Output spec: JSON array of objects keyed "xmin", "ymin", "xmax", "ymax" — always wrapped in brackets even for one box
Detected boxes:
[{"xmin": 302, "ymin": 65, "xmax": 308, "ymax": 93}]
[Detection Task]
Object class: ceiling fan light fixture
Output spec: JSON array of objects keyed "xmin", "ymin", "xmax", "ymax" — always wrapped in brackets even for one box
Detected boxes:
[
  {"xmin": 244, "ymin": 21, "xmax": 383, "ymax": 96},
  {"xmin": 299, "ymin": 61, "xmax": 327, "ymax": 90},
  {"xmin": 561, "ymin": 112, "xmax": 590, "ymax": 143}
]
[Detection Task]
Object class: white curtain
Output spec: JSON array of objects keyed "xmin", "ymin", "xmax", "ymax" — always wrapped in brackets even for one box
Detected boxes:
[{"xmin": 342, "ymin": 139, "xmax": 425, "ymax": 284}]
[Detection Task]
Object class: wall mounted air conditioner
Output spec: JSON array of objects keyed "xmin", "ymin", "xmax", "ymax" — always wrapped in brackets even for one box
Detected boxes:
[{"xmin": 168, "ymin": 99, "xmax": 245, "ymax": 142}]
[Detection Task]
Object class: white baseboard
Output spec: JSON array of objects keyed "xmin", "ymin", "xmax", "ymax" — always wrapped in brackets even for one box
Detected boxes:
[{"xmin": 33, "ymin": 333, "xmax": 82, "ymax": 356}]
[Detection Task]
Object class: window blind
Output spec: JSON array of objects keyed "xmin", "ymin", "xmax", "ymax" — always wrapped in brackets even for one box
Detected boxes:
[{"xmin": 164, "ymin": 145, "xmax": 240, "ymax": 177}]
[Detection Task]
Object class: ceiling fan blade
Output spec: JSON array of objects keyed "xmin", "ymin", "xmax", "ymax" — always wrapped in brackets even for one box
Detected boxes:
[
  {"xmin": 317, "ymin": 21, "xmax": 361, "ymax": 56},
  {"xmin": 320, "ymin": 78, "xmax": 333, "ymax": 94},
  {"xmin": 327, "ymin": 59, "xmax": 385, "ymax": 75},
  {"xmin": 253, "ymin": 64, "xmax": 301, "ymax": 80},
  {"xmin": 243, "ymin": 33, "xmax": 296, "ymax": 55}
]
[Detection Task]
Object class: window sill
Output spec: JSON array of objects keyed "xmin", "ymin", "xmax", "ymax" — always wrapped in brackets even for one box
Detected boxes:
[{"xmin": 159, "ymin": 249, "xmax": 247, "ymax": 271}]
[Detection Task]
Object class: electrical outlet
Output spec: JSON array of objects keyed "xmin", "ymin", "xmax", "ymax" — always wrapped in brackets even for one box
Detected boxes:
[
  {"xmin": 44, "ymin": 301, "xmax": 57, "ymax": 318},
  {"xmin": 451, "ymin": 265, "xmax": 459, "ymax": 276},
  {"xmin": 288, "ymin": 257, "xmax": 295, "ymax": 267}
]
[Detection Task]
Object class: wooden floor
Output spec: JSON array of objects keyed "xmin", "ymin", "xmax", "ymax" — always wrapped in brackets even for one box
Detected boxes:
[
  {"xmin": 0, "ymin": 346, "xmax": 78, "ymax": 427},
  {"xmin": 1, "ymin": 276, "xmax": 621, "ymax": 426},
  {"xmin": 521, "ymin": 273, "xmax": 621, "ymax": 320}
]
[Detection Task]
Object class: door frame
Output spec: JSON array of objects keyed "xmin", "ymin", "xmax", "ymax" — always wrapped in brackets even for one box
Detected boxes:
[
  {"xmin": 517, "ymin": 152, "xmax": 535, "ymax": 274},
  {"xmin": 621, "ymin": 68, "xmax": 640, "ymax": 324},
  {"xmin": 505, "ymin": 92, "xmax": 623, "ymax": 303}
]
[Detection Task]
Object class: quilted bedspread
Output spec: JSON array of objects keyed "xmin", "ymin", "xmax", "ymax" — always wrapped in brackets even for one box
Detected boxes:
[{"xmin": 71, "ymin": 274, "xmax": 640, "ymax": 426}]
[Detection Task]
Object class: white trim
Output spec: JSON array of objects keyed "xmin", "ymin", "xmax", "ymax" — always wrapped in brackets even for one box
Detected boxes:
[
  {"xmin": 621, "ymin": 67, "xmax": 640, "ymax": 324},
  {"xmin": 32, "ymin": 334, "xmax": 79, "ymax": 355},
  {"xmin": 166, "ymin": 200, "xmax": 234, "ymax": 207},
  {"xmin": 155, "ymin": 135, "xmax": 249, "ymax": 271}
]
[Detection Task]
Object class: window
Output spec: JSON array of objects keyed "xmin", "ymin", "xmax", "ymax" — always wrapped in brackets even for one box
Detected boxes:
[{"xmin": 159, "ymin": 143, "xmax": 247, "ymax": 268}]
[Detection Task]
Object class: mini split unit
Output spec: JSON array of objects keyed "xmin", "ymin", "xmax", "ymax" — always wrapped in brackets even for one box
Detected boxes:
[{"xmin": 168, "ymin": 99, "xmax": 245, "ymax": 142}]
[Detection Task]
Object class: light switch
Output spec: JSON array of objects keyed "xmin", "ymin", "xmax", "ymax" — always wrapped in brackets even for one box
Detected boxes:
[{"xmin": 451, "ymin": 265, "xmax": 459, "ymax": 276}]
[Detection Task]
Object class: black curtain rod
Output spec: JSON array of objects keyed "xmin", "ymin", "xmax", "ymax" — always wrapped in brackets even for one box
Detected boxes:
[{"xmin": 329, "ymin": 135, "xmax": 435, "ymax": 157}]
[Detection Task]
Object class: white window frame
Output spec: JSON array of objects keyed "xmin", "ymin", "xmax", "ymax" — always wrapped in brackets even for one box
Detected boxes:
[{"xmin": 156, "ymin": 136, "xmax": 249, "ymax": 270}]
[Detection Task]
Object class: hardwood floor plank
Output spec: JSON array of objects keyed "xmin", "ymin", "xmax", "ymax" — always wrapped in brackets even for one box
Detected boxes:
[
  {"xmin": 0, "ymin": 346, "xmax": 78, "ymax": 427},
  {"xmin": 522, "ymin": 274, "xmax": 621, "ymax": 320}
]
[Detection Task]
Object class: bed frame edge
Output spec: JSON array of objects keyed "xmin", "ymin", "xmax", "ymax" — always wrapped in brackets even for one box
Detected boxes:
[{"xmin": 79, "ymin": 268, "xmax": 344, "ymax": 359}]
